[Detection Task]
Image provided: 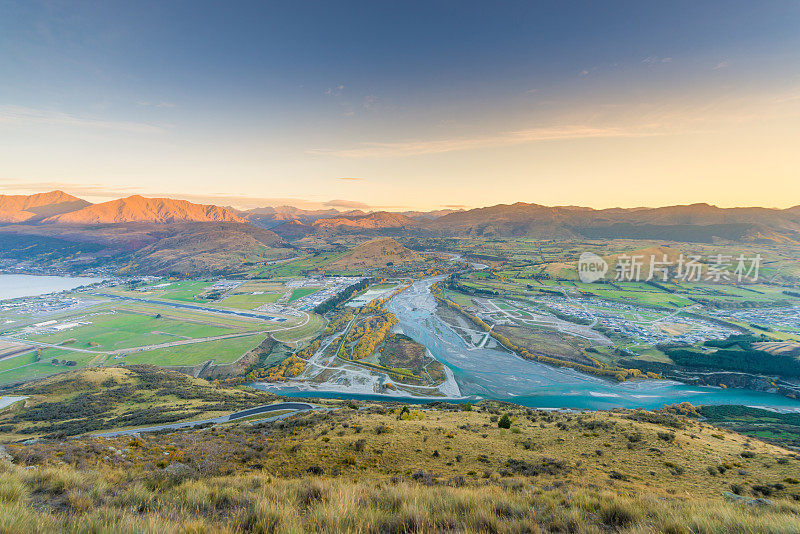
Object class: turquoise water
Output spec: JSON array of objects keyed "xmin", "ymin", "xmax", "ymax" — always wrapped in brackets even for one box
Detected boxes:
[
  {"xmin": 0, "ymin": 274, "xmax": 105, "ymax": 301},
  {"xmin": 266, "ymin": 277, "xmax": 800, "ymax": 412}
]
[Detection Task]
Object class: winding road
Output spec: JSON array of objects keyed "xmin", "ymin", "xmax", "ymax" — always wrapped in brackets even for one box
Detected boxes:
[{"xmin": 92, "ymin": 401, "xmax": 317, "ymax": 437}]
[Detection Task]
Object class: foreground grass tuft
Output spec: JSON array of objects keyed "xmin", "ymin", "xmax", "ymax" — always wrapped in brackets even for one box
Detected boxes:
[{"xmin": 1, "ymin": 458, "xmax": 800, "ymax": 533}]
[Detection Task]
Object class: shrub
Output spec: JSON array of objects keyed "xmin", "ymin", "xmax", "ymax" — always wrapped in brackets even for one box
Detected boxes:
[
  {"xmin": 751, "ymin": 484, "xmax": 773, "ymax": 497},
  {"xmin": 657, "ymin": 431, "xmax": 676, "ymax": 442},
  {"xmin": 498, "ymin": 414, "xmax": 512, "ymax": 429}
]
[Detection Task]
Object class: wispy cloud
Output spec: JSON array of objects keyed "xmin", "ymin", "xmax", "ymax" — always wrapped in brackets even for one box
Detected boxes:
[
  {"xmin": 324, "ymin": 85, "xmax": 345, "ymax": 97},
  {"xmin": 0, "ymin": 180, "xmax": 145, "ymax": 200},
  {"xmin": 0, "ymin": 106, "xmax": 164, "ymax": 133},
  {"xmin": 713, "ymin": 60, "xmax": 730, "ymax": 70},
  {"xmin": 363, "ymin": 94, "xmax": 378, "ymax": 111},
  {"xmin": 338, "ymin": 177, "xmax": 364, "ymax": 181},
  {"xmin": 137, "ymin": 101, "xmax": 175, "ymax": 109},
  {"xmin": 642, "ymin": 56, "xmax": 672, "ymax": 64},
  {"xmin": 323, "ymin": 199, "xmax": 370, "ymax": 209},
  {"xmin": 309, "ymin": 124, "xmax": 661, "ymax": 159}
]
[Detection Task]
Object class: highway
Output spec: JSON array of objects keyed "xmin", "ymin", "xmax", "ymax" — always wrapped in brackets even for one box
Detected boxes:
[{"xmin": 92, "ymin": 401, "xmax": 316, "ymax": 437}]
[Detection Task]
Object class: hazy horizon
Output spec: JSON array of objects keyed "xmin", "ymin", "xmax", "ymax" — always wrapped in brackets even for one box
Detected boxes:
[{"xmin": 4, "ymin": 188, "xmax": 800, "ymax": 214}]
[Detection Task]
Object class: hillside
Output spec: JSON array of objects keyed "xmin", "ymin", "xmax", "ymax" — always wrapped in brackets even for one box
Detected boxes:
[
  {"xmin": 0, "ymin": 365, "xmax": 277, "ymax": 441},
  {"xmin": 0, "ymin": 190, "xmax": 90, "ymax": 223},
  {"xmin": 126, "ymin": 222, "xmax": 290, "ymax": 275},
  {"xmin": 0, "ymin": 221, "xmax": 290, "ymax": 275},
  {"xmin": 313, "ymin": 211, "xmax": 419, "ymax": 231},
  {"xmin": 43, "ymin": 195, "xmax": 244, "ymax": 224},
  {"xmin": 1, "ymin": 386, "xmax": 799, "ymax": 532},
  {"xmin": 270, "ymin": 220, "xmax": 317, "ymax": 240},
  {"xmin": 430, "ymin": 202, "xmax": 800, "ymax": 243},
  {"xmin": 241, "ymin": 206, "xmax": 342, "ymax": 228},
  {"xmin": 326, "ymin": 237, "xmax": 425, "ymax": 270}
]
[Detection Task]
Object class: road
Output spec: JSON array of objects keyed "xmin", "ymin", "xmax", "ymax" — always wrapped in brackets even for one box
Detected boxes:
[
  {"xmin": 95, "ymin": 293, "xmax": 290, "ymax": 322},
  {"xmin": 92, "ymin": 402, "xmax": 317, "ymax": 437}
]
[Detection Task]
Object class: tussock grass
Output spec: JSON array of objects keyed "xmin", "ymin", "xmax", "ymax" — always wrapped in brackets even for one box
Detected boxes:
[
  {"xmin": 0, "ymin": 461, "xmax": 799, "ymax": 533},
  {"xmin": 3, "ymin": 397, "xmax": 800, "ymax": 532}
]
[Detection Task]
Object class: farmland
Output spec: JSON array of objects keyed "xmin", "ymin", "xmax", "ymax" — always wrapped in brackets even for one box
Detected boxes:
[{"xmin": 0, "ymin": 277, "xmax": 323, "ymax": 385}]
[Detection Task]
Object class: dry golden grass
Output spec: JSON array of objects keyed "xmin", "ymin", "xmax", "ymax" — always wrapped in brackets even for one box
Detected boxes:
[{"xmin": 2, "ymin": 401, "xmax": 800, "ymax": 532}]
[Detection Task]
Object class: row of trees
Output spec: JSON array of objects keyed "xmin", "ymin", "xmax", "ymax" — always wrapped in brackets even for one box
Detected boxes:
[
  {"xmin": 349, "ymin": 312, "xmax": 398, "ymax": 360},
  {"xmin": 323, "ymin": 308, "xmax": 354, "ymax": 336},
  {"xmin": 666, "ymin": 347, "xmax": 800, "ymax": 378},
  {"xmin": 244, "ymin": 355, "xmax": 306, "ymax": 382},
  {"xmin": 295, "ymin": 340, "xmax": 320, "ymax": 359},
  {"xmin": 314, "ymin": 278, "xmax": 372, "ymax": 314}
]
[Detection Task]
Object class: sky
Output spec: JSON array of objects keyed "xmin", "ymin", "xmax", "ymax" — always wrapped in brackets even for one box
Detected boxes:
[{"xmin": 1, "ymin": 0, "xmax": 799, "ymax": 211}]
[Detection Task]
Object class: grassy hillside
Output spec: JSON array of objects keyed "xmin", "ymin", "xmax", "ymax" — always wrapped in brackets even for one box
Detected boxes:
[
  {"xmin": 325, "ymin": 237, "xmax": 425, "ymax": 270},
  {"xmin": 1, "ymin": 380, "xmax": 799, "ymax": 531},
  {"xmin": 0, "ymin": 366, "xmax": 277, "ymax": 441}
]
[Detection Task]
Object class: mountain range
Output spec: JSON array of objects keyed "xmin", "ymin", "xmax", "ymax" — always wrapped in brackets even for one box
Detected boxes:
[
  {"xmin": 3, "ymin": 191, "xmax": 800, "ymax": 245},
  {"xmin": 0, "ymin": 190, "xmax": 91, "ymax": 223},
  {"xmin": 42, "ymin": 194, "xmax": 243, "ymax": 224}
]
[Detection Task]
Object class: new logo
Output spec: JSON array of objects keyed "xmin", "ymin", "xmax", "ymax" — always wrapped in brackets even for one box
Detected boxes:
[{"xmin": 577, "ymin": 252, "xmax": 608, "ymax": 283}]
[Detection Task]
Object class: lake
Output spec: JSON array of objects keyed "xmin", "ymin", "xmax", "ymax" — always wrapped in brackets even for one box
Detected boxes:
[
  {"xmin": 0, "ymin": 274, "xmax": 105, "ymax": 301},
  {"xmin": 264, "ymin": 276, "xmax": 800, "ymax": 412}
]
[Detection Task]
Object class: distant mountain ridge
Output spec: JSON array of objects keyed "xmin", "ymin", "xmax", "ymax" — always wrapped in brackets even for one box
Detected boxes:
[
  {"xmin": 0, "ymin": 190, "xmax": 90, "ymax": 223},
  {"xmin": 43, "ymin": 195, "xmax": 243, "ymax": 224},
  {"xmin": 5, "ymin": 191, "xmax": 800, "ymax": 244},
  {"xmin": 235, "ymin": 206, "xmax": 357, "ymax": 229},
  {"xmin": 312, "ymin": 211, "xmax": 419, "ymax": 230},
  {"xmin": 426, "ymin": 202, "xmax": 800, "ymax": 243}
]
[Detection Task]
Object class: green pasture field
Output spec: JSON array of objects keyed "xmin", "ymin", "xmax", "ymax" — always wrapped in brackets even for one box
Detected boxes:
[
  {"xmin": 586, "ymin": 288, "xmax": 693, "ymax": 307},
  {"xmin": 0, "ymin": 348, "xmax": 103, "ymax": 385},
  {"xmin": 288, "ymin": 287, "xmax": 321, "ymax": 302},
  {"xmin": 371, "ymin": 282, "xmax": 401, "ymax": 290},
  {"xmin": 464, "ymin": 266, "xmax": 800, "ymax": 312},
  {"xmin": 442, "ymin": 289, "xmax": 474, "ymax": 308},
  {"xmin": 160, "ymin": 281, "xmax": 214, "ymax": 302},
  {"xmin": 26, "ymin": 311, "xmax": 235, "ymax": 352},
  {"xmin": 235, "ymin": 280, "xmax": 288, "ymax": 293},
  {"xmin": 271, "ymin": 313, "xmax": 325, "ymax": 345},
  {"xmin": 219, "ymin": 292, "xmax": 281, "ymax": 309},
  {"xmin": 672, "ymin": 282, "xmax": 800, "ymax": 304},
  {"xmin": 323, "ymin": 269, "xmax": 365, "ymax": 276},
  {"xmin": 256, "ymin": 254, "xmax": 340, "ymax": 277},
  {"xmin": 111, "ymin": 302, "xmax": 265, "ymax": 330},
  {"xmin": 102, "ymin": 280, "xmax": 213, "ymax": 303},
  {"xmin": 120, "ymin": 332, "xmax": 269, "ymax": 366}
]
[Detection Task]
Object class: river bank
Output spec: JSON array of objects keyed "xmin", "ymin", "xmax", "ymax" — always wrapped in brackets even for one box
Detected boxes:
[{"xmin": 264, "ymin": 276, "xmax": 800, "ymax": 412}]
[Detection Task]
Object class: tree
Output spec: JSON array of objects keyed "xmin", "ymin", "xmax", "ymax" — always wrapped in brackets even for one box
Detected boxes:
[{"xmin": 498, "ymin": 414, "xmax": 512, "ymax": 429}]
